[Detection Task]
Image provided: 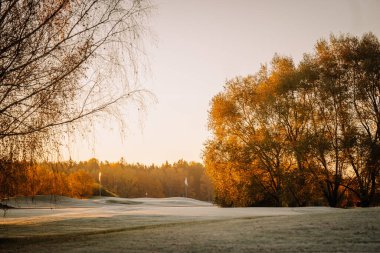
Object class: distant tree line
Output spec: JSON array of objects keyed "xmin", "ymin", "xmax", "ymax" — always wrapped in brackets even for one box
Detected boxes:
[
  {"xmin": 0, "ymin": 158, "xmax": 213, "ymax": 201},
  {"xmin": 97, "ymin": 159, "xmax": 213, "ymax": 200},
  {"xmin": 204, "ymin": 33, "xmax": 380, "ymax": 207}
]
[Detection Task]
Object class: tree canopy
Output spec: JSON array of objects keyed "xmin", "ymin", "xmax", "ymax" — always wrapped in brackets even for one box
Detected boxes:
[
  {"xmin": 0, "ymin": 0, "xmax": 151, "ymax": 160},
  {"xmin": 204, "ymin": 33, "xmax": 380, "ymax": 207},
  {"xmin": 0, "ymin": 0, "xmax": 152, "ymax": 199}
]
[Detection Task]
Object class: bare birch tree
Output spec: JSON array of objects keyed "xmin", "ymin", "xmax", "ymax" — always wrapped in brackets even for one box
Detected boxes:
[{"xmin": 0, "ymin": 0, "xmax": 152, "ymax": 199}]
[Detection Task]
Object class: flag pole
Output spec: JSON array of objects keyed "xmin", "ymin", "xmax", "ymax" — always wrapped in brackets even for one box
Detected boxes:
[
  {"xmin": 99, "ymin": 171, "xmax": 102, "ymax": 197},
  {"xmin": 184, "ymin": 177, "xmax": 188, "ymax": 198}
]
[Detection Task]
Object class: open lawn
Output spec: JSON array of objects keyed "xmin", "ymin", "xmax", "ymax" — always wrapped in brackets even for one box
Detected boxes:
[{"xmin": 1, "ymin": 196, "xmax": 379, "ymax": 252}]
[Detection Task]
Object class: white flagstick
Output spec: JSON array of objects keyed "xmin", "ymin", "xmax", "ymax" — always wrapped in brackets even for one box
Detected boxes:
[
  {"xmin": 184, "ymin": 177, "xmax": 188, "ymax": 198},
  {"xmin": 99, "ymin": 172, "xmax": 102, "ymax": 197}
]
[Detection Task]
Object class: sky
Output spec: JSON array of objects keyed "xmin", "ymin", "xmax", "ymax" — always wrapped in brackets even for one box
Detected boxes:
[{"xmin": 66, "ymin": 0, "xmax": 380, "ymax": 165}]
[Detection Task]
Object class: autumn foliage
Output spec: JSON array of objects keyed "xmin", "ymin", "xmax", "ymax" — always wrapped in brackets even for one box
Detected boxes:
[
  {"xmin": 0, "ymin": 158, "xmax": 213, "ymax": 201},
  {"xmin": 204, "ymin": 33, "xmax": 380, "ymax": 207}
]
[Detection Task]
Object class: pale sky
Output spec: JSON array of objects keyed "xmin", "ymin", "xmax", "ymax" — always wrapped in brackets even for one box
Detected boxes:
[{"xmin": 66, "ymin": 0, "xmax": 380, "ymax": 165}]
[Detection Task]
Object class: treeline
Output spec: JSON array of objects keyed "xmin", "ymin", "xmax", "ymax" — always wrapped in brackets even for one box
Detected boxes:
[
  {"xmin": 0, "ymin": 159, "xmax": 213, "ymax": 201},
  {"xmin": 98, "ymin": 159, "xmax": 213, "ymax": 200},
  {"xmin": 204, "ymin": 33, "xmax": 380, "ymax": 207}
]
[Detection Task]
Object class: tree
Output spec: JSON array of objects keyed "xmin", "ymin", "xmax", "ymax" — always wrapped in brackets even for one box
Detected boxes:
[
  {"xmin": 314, "ymin": 34, "xmax": 380, "ymax": 207},
  {"xmin": 204, "ymin": 33, "xmax": 380, "ymax": 207},
  {"xmin": 0, "ymin": 0, "xmax": 151, "ymax": 155},
  {"xmin": 302, "ymin": 39, "xmax": 353, "ymax": 207},
  {"xmin": 0, "ymin": 0, "xmax": 152, "ymax": 198},
  {"xmin": 69, "ymin": 170, "xmax": 95, "ymax": 198},
  {"xmin": 204, "ymin": 60, "xmax": 308, "ymax": 207}
]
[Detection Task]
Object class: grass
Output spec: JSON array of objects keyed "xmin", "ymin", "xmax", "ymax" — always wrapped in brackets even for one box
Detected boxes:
[{"xmin": 1, "ymin": 196, "xmax": 379, "ymax": 252}]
